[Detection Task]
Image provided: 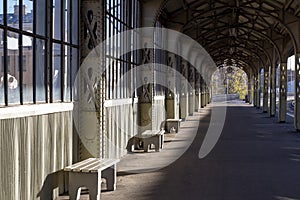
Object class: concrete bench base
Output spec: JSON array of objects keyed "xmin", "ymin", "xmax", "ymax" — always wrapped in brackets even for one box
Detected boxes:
[
  {"xmin": 165, "ymin": 119, "xmax": 182, "ymax": 133},
  {"xmin": 64, "ymin": 158, "xmax": 119, "ymax": 200},
  {"xmin": 127, "ymin": 130, "xmax": 165, "ymax": 152}
]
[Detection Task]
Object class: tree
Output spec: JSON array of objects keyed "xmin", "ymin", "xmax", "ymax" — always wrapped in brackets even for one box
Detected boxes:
[{"xmin": 212, "ymin": 66, "xmax": 248, "ymax": 99}]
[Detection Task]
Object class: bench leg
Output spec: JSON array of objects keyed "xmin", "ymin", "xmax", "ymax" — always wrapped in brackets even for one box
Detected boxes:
[
  {"xmin": 155, "ymin": 137, "xmax": 160, "ymax": 152},
  {"xmin": 68, "ymin": 184, "xmax": 80, "ymax": 200},
  {"xmin": 150, "ymin": 136, "xmax": 160, "ymax": 152},
  {"xmin": 160, "ymin": 134, "xmax": 164, "ymax": 149},
  {"xmin": 102, "ymin": 164, "xmax": 117, "ymax": 191},
  {"xmin": 143, "ymin": 139, "xmax": 149, "ymax": 152},
  {"xmin": 89, "ymin": 186, "xmax": 99, "ymax": 200},
  {"xmin": 143, "ymin": 137, "xmax": 160, "ymax": 152},
  {"xmin": 69, "ymin": 172, "xmax": 101, "ymax": 200}
]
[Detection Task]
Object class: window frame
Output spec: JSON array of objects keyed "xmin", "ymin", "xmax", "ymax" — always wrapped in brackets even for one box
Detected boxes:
[{"xmin": 0, "ymin": 0, "xmax": 79, "ymax": 106}]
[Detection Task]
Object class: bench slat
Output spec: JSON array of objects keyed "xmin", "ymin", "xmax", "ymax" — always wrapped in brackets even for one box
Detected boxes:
[
  {"xmin": 81, "ymin": 159, "xmax": 118, "ymax": 172},
  {"xmin": 79, "ymin": 160, "xmax": 107, "ymax": 173},
  {"xmin": 89, "ymin": 159, "xmax": 120, "ymax": 172},
  {"xmin": 72, "ymin": 159, "xmax": 104, "ymax": 172},
  {"xmin": 65, "ymin": 158, "xmax": 120, "ymax": 173},
  {"xmin": 64, "ymin": 158, "xmax": 96, "ymax": 171},
  {"xmin": 138, "ymin": 130, "xmax": 165, "ymax": 137},
  {"xmin": 166, "ymin": 119, "xmax": 182, "ymax": 122}
]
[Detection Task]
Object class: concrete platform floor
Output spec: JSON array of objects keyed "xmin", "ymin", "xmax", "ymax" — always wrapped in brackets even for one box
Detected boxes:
[{"xmin": 66, "ymin": 100, "xmax": 300, "ymax": 200}]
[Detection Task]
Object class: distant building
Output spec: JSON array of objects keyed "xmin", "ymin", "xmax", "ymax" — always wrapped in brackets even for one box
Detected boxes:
[{"xmin": 0, "ymin": 5, "xmax": 33, "ymax": 102}]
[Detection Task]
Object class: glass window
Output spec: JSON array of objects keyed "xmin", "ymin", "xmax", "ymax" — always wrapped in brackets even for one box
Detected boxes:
[
  {"xmin": 0, "ymin": 0, "xmax": 79, "ymax": 106},
  {"xmin": 72, "ymin": 47, "xmax": 78, "ymax": 88},
  {"xmin": 53, "ymin": 0, "xmax": 62, "ymax": 40},
  {"xmin": 105, "ymin": 0, "xmax": 140, "ymax": 99},
  {"xmin": 64, "ymin": 0, "xmax": 71, "ymax": 43},
  {"xmin": 0, "ymin": 1, "xmax": 3, "ymax": 25},
  {"xmin": 64, "ymin": 45, "xmax": 71, "ymax": 101},
  {"xmin": 53, "ymin": 43, "xmax": 61, "ymax": 101},
  {"xmin": 36, "ymin": 0, "xmax": 46, "ymax": 36},
  {"xmin": 72, "ymin": 0, "xmax": 78, "ymax": 45},
  {"xmin": 7, "ymin": 31, "xmax": 20, "ymax": 104},
  {"xmin": 23, "ymin": 0, "xmax": 33, "ymax": 32},
  {"xmin": 22, "ymin": 35, "xmax": 33, "ymax": 103},
  {"xmin": 36, "ymin": 38, "xmax": 46, "ymax": 102},
  {"xmin": 7, "ymin": 1, "xmax": 19, "ymax": 29},
  {"xmin": 0, "ymin": 30, "xmax": 4, "ymax": 105}
]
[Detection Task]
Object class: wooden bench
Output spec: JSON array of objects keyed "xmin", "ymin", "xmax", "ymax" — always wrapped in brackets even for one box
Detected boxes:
[
  {"xmin": 127, "ymin": 129, "xmax": 165, "ymax": 152},
  {"xmin": 165, "ymin": 119, "xmax": 182, "ymax": 133},
  {"xmin": 64, "ymin": 158, "xmax": 119, "ymax": 200}
]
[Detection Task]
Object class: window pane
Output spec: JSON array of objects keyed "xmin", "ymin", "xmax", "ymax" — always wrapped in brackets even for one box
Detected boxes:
[
  {"xmin": 72, "ymin": 48, "xmax": 78, "ymax": 87},
  {"xmin": 23, "ymin": 35, "xmax": 33, "ymax": 103},
  {"xmin": 53, "ymin": 0, "xmax": 62, "ymax": 40},
  {"xmin": 72, "ymin": 0, "xmax": 78, "ymax": 45},
  {"xmin": 7, "ymin": 31, "xmax": 20, "ymax": 104},
  {"xmin": 36, "ymin": 0, "xmax": 46, "ymax": 35},
  {"xmin": 53, "ymin": 43, "xmax": 61, "ymax": 101},
  {"xmin": 7, "ymin": 1, "xmax": 19, "ymax": 29},
  {"xmin": 64, "ymin": 46, "xmax": 71, "ymax": 101},
  {"xmin": 65, "ymin": 0, "xmax": 71, "ymax": 43},
  {"xmin": 0, "ymin": 1, "xmax": 3, "ymax": 25},
  {"xmin": 0, "ymin": 29, "xmax": 4, "ymax": 105},
  {"xmin": 36, "ymin": 38, "xmax": 46, "ymax": 102},
  {"xmin": 71, "ymin": 47, "xmax": 78, "ymax": 101},
  {"xmin": 23, "ymin": 0, "xmax": 33, "ymax": 32}
]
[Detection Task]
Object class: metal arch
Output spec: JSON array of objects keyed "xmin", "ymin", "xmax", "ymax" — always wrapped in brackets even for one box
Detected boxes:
[
  {"xmin": 193, "ymin": 11, "xmax": 285, "ymax": 41},
  {"xmin": 214, "ymin": 57, "xmax": 254, "ymax": 77},
  {"xmin": 209, "ymin": 46, "xmax": 263, "ymax": 75},
  {"xmin": 204, "ymin": 36, "xmax": 271, "ymax": 67},
  {"xmin": 214, "ymin": 57, "xmax": 255, "ymax": 77},
  {"xmin": 183, "ymin": 5, "xmax": 297, "ymax": 53},
  {"xmin": 215, "ymin": 59, "xmax": 256, "ymax": 77},
  {"xmin": 208, "ymin": 45, "xmax": 269, "ymax": 70},
  {"xmin": 183, "ymin": 22, "xmax": 282, "ymax": 67},
  {"xmin": 212, "ymin": 51, "xmax": 263, "ymax": 74},
  {"xmin": 193, "ymin": 22, "xmax": 281, "ymax": 65},
  {"xmin": 182, "ymin": 4, "xmax": 290, "ymax": 31},
  {"xmin": 205, "ymin": 35, "xmax": 271, "ymax": 67},
  {"xmin": 152, "ymin": 0, "xmax": 170, "ymax": 26},
  {"xmin": 167, "ymin": 0, "xmax": 300, "ymax": 21}
]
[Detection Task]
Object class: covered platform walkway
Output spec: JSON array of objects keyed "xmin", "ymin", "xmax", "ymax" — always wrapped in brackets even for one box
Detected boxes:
[
  {"xmin": 100, "ymin": 100, "xmax": 300, "ymax": 200},
  {"xmin": 2, "ymin": 1, "xmax": 300, "ymax": 199}
]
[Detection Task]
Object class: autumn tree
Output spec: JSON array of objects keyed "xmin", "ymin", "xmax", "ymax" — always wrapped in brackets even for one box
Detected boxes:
[{"xmin": 212, "ymin": 66, "xmax": 248, "ymax": 99}]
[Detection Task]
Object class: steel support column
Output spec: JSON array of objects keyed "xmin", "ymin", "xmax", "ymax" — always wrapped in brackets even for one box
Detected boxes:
[
  {"xmin": 279, "ymin": 62, "xmax": 287, "ymax": 122},
  {"xmin": 180, "ymin": 60, "xmax": 189, "ymax": 120},
  {"xmin": 294, "ymin": 54, "xmax": 300, "ymax": 130},
  {"xmin": 248, "ymin": 75, "xmax": 253, "ymax": 104},
  {"xmin": 270, "ymin": 58, "xmax": 276, "ymax": 117},
  {"xmin": 253, "ymin": 76, "xmax": 258, "ymax": 107},
  {"xmin": 206, "ymin": 87, "xmax": 210, "ymax": 104},
  {"xmin": 200, "ymin": 77, "xmax": 206, "ymax": 108},
  {"xmin": 263, "ymin": 66, "xmax": 269, "ymax": 113},
  {"xmin": 188, "ymin": 65, "xmax": 195, "ymax": 116},
  {"xmin": 195, "ymin": 72, "xmax": 201, "ymax": 112},
  {"xmin": 204, "ymin": 83, "xmax": 208, "ymax": 106},
  {"xmin": 166, "ymin": 53, "xmax": 177, "ymax": 119},
  {"xmin": 78, "ymin": 0, "xmax": 104, "ymax": 159},
  {"xmin": 256, "ymin": 71, "xmax": 261, "ymax": 109}
]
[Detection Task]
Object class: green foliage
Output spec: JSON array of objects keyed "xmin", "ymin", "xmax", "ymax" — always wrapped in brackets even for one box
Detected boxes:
[{"xmin": 212, "ymin": 67, "xmax": 248, "ymax": 99}]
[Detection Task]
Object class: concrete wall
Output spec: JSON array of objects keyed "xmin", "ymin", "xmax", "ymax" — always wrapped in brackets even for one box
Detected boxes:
[
  {"xmin": 152, "ymin": 96, "xmax": 166, "ymax": 130},
  {"xmin": 104, "ymin": 99, "xmax": 138, "ymax": 158},
  {"xmin": 0, "ymin": 108, "xmax": 73, "ymax": 200}
]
